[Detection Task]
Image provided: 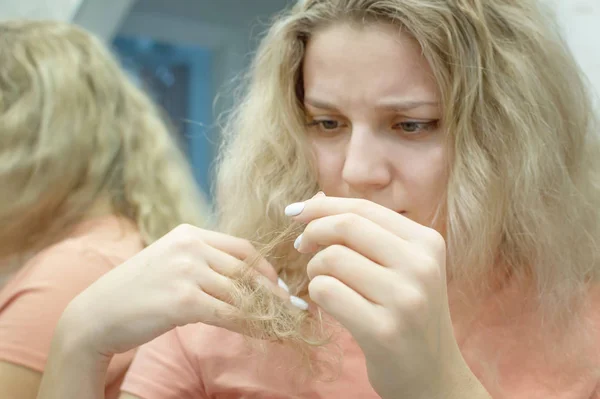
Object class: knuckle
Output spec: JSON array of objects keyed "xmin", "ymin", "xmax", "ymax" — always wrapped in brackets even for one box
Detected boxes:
[
  {"xmin": 171, "ymin": 224, "xmax": 200, "ymax": 250},
  {"xmin": 320, "ymin": 244, "xmax": 346, "ymax": 266},
  {"xmin": 236, "ymin": 239, "xmax": 257, "ymax": 258},
  {"xmin": 307, "ymin": 275, "xmax": 336, "ymax": 305},
  {"xmin": 392, "ymin": 287, "xmax": 429, "ymax": 326},
  {"xmin": 176, "ymin": 257, "xmax": 197, "ymax": 278},
  {"xmin": 174, "ymin": 283, "xmax": 200, "ymax": 310},
  {"xmin": 303, "ymin": 219, "xmax": 319, "ymax": 236},
  {"xmin": 351, "ymin": 198, "xmax": 371, "ymax": 214},
  {"xmin": 307, "ymin": 245, "xmax": 345, "ymax": 278},
  {"xmin": 416, "ymin": 256, "xmax": 442, "ymax": 285},
  {"xmin": 172, "ymin": 223, "xmax": 195, "ymax": 236},
  {"xmin": 333, "ymin": 213, "xmax": 360, "ymax": 234},
  {"xmin": 404, "ymin": 288, "xmax": 429, "ymax": 314},
  {"xmin": 422, "ymin": 228, "xmax": 446, "ymax": 255},
  {"xmin": 374, "ymin": 315, "xmax": 400, "ymax": 344},
  {"xmin": 302, "ymin": 219, "xmax": 321, "ymax": 243}
]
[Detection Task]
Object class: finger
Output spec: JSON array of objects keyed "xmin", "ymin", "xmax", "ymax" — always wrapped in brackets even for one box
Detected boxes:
[
  {"xmin": 180, "ymin": 288, "xmax": 247, "ymax": 334},
  {"xmin": 187, "ymin": 289, "xmax": 305, "ymax": 338},
  {"xmin": 204, "ymin": 267, "xmax": 291, "ymax": 305},
  {"xmin": 285, "ymin": 196, "xmax": 424, "ymax": 240},
  {"xmin": 297, "ymin": 213, "xmax": 418, "ymax": 269},
  {"xmin": 196, "ymin": 266, "xmax": 276, "ymax": 307},
  {"xmin": 186, "ymin": 225, "xmax": 279, "ymax": 283},
  {"xmin": 308, "ymin": 275, "xmax": 383, "ymax": 341},
  {"xmin": 200, "ymin": 242, "xmax": 289, "ymax": 299},
  {"xmin": 307, "ymin": 244, "xmax": 396, "ymax": 305}
]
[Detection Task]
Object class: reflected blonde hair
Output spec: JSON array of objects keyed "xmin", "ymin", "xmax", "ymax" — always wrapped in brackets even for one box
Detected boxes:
[
  {"xmin": 217, "ymin": 0, "xmax": 600, "ymax": 329},
  {"xmin": 0, "ymin": 20, "xmax": 207, "ymax": 258}
]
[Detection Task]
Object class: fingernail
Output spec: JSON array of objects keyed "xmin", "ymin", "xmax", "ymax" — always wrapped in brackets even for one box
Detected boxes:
[
  {"xmin": 293, "ymin": 233, "xmax": 303, "ymax": 250},
  {"xmin": 277, "ymin": 278, "xmax": 290, "ymax": 293},
  {"xmin": 290, "ymin": 296, "xmax": 309, "ymax": 310},
  {"xmin": 285, "ymin": 202, "xmax": 305, "ymax": 216}
]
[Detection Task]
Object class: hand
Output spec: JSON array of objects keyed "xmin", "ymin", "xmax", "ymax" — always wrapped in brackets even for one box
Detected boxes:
[
  {"xmin": 60, "ymin": 224, "xmax": 288, "ymax": 358},
  {"xmin": 285, "ymin": 196, "xmax": 471, "ymax": 398}
]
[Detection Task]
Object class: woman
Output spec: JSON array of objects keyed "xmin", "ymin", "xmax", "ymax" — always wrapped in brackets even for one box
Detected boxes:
[
  {"xmin": 39, "ymin": 0, "xmax": 600, "ymax": 398},
  {"xmin": 0, "ymin": 20, "xmax": 209, "ymax": 399}
]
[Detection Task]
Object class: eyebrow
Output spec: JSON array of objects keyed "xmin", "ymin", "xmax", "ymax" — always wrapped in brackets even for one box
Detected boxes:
[{"xmin": 304, "ymin": 97, "xmax": 439, "ymax": 111}]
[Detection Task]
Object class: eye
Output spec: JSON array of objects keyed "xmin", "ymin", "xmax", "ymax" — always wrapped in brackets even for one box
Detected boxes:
[
  {"xmin": 319, "ymin": 120, "xmax": 340, "ymax": 130},
  {"xmin": 393, "ymin": 120, "xmax": 438, "ymax": 134},
  {"xmin": 306, "ymin": 119, "xmax": 346, "ymax": 134}
]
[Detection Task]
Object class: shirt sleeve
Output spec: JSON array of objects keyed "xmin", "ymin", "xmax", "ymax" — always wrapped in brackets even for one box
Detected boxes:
[
  {"xmin": 0, "ymin": 243, "xmax": 118, "ymax": 371},
  {"xmin": 120, "ymin": 328, "xmax": 207, "ymax": 399}
]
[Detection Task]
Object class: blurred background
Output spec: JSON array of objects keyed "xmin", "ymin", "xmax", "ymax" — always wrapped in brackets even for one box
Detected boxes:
[
  {"xmin": 1, "ymin": 0, "xmax": 598, "ymax": 200},
  {"xmin": 0, "ymin": 0, "xmax": 297, "ymax": 200}
]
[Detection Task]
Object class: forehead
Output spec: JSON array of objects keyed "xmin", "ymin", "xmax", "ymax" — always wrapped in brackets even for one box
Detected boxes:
[{"xmin": 302, "ymin": 22, "xmax": 438, "ymax": 103}]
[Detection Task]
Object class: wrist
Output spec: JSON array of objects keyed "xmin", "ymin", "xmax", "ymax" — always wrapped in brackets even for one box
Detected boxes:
[
  {"xmin": 37, "ymin": 307, "xmax": 112, "ymax": 399},
  {"xmin": 55, "ymin": 300, "xmax": 113, "ymax": 365},
  {"xmin": 444, "ymin": 354, "xmax": 491, "ymax": 399}
]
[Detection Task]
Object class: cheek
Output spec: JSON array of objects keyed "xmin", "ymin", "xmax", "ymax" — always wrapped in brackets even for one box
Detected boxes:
[
  {"xmin": 418, "ymin": 152, "xmax": 447, "ymax": 194},
  {"xmin": 394, "ymin": 143, "xmax": 448, "ymax": 222},
  {"xmin": 399, "ymin": 143, "xmax": 447, "ymax": 193},
  {"xmin": 311, "ymin": 141, "xmax": 344, "ymax": 191}
]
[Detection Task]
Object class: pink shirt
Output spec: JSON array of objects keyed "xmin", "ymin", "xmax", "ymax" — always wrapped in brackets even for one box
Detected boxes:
[
  {"xmin": 122, "ymin": 281, "xmax": 600, "ymax": 399},
  {"xmin": 0, "ymin": 215, "xmax": 144, "ymax": 399}
]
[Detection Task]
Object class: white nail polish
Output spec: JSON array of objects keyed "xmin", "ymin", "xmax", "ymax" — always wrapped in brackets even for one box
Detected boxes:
[
  {"xmin": 290, "ymin": 296, "xmax": 309, "ymax": 310},
  {"xmin": 277, "ymin": 278, "xmax": 290, "ymax": 293},
  {"xmin": 285, "ymin": 202, "xmax": 305, "ymax": 216},
  {"xmin": 293, "ymin": 233, "xmax": 303, "ymax": 250}
]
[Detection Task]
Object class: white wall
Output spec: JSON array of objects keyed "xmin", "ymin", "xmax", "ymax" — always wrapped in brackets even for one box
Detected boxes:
[
  {"xmin": 0, "ymin": 0, "xmax": 83, "ymax": 21},
  {"xmin": 0, "ymin": 0, "xmax": 137, "ymax": 41},
  {"xmin": 547, "ymin": 0, "xmax": 600, "ymax": 99},
  {"xmin": 72, "ymin": 0, "xmax": 136, "ymax": 40}
]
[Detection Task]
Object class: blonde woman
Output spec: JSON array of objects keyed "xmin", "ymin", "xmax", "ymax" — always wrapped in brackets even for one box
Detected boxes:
[
  {"xmin": 0, "ymin": 21, "xmax": 211, "ymax": 399},
  {"xmin": 39, "ymin": 0, "xmax": 600, "ymax": 398}
]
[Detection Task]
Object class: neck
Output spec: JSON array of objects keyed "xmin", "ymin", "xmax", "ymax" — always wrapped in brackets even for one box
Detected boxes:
[{"xmin": 82, "ymin": 197, "xmax": 115, "ymax": 221}]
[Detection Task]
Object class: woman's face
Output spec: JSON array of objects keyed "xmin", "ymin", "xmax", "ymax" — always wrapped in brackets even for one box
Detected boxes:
[{"xmin": 303, "ymin": 22, "xmax": 448, "ymax": 231}]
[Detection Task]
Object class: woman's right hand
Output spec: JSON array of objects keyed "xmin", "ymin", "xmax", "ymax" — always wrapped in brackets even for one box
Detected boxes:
[{"xmin": 58, "ymin": 224, "xmax": 289, "ymax": 358}]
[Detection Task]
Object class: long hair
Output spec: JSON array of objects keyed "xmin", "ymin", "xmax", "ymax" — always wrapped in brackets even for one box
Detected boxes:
[
  {"xmin": 0, "ymin": 20, "xmax": 208, "ymax": 258},
  {"xmin": 216, "ymin": 0, "xmax": 600, "ymax": 319}
]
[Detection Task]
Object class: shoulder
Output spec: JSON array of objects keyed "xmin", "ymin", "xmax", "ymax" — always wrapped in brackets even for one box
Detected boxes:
[
  {"xmin": 59, "ymin": 215, "xmax": 144, "ymax": 265},
  {"xmin": 4, "ymin": 215, "xmax": 143, "ymax": 294},
  {"xmin": 0, "ymin": 217, "xmax": 142, "ymax": 375}
]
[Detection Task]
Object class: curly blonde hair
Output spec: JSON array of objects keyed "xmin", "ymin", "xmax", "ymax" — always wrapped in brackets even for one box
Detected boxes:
[
  {"xmin": 216, "ymin": 0, "xmax": 600, "ymax": 320},
  {"xmin": 0, "ymin": 20, "xmax": 208, "ymax": 258}
]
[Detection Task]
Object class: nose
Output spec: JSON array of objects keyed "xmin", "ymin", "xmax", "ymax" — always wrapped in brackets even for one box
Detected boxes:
[{"xmin": 342, "ymin": 127, "xmax": 392, "ymax": 193}]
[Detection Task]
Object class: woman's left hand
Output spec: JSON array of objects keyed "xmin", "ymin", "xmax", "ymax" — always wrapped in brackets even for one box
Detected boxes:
[{"xmin": 285, "ymin": 195, "xmax": 483, "ymax": 399}]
